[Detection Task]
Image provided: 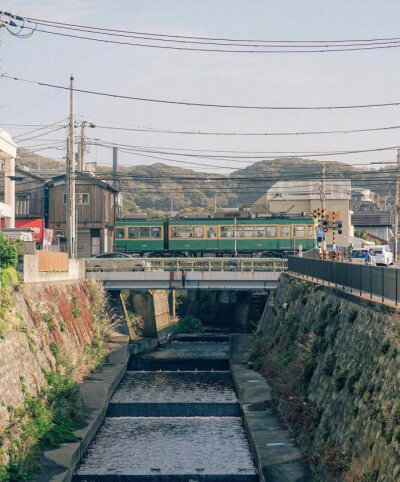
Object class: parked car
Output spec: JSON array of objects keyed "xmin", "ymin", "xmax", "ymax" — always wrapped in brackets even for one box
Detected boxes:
[
  {"xmin": 93, "ymin": 252, "xmax": 132, "ymax": 259},
  {"xmin": 350, "ymin": 248, "xmax": 376, "ymax": 266},
  {"xmin": 372, "ymin": 245, "xmax": 394, "ymax": 266}
]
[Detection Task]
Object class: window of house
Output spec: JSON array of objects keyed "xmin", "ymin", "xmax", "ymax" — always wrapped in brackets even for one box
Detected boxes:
[
  {"xmin": 151, "ymin": 227, "xmax": 162, "ymax": 238},
  {"xmin": 307, "ymin": 225, "xmax": 315, "ymax": 238},
  {"xmin": 220, "ymin": 226, "xmax": 234, "ymax": 238},
  {"xmin": 76, "ymin": 193, "xmax": 89, "ymax": 204},
  {"xmin": 63, "ymin": 193, "xmax": 89, "ymax": 204},
  {"xmin": 207, "ymin": 227, "xmax": 217, "ymax": 238},
  {"xmin": 295, "ymin": 225, "xmax": 305, "ymax": 238},
  {"xmin": 193, "ymin": 226, "xmax": 204, "ymax": 238},
  {"xmin": 128, "ymin": 227, "xmax": 140, "ymax": 239},
  {"xmin": 255, "ymin": 226, "xmax": 266, "ymax": 237},
  {"xmin": 16, "ymin": 193, "xmax": 30, "ymax": 215},
  {"xmin": 116, "ymin": 228, "xmax": 125, "ymax": 239},
  {"xmin": 140, "ymin": 227, "xmax": 150, "ymax": 238},
  {"xmin": 280, "ymin": 226, "xmax": 290, "ymax": 238},
  {"xmin": 266, "ymin": 226, "xmax": 277, "ymax": 238}
]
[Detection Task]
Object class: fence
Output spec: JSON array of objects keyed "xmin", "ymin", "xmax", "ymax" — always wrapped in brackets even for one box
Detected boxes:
[
  {"xmin": 86, "ymin": 257, "xmax": 288, "ymax": 273},
  {"xmin": 288, "ymin": 256, "xmax": 400, "ymax": 306},
  {"xmin": 37, "ymin": 251, "xmax": 68, "ymax": 272}
]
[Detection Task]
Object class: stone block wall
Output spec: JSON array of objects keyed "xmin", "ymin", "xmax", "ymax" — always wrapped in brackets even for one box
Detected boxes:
[{"xmin": 257, "ymin": 275, "xmax": 400, "ymax": 481}]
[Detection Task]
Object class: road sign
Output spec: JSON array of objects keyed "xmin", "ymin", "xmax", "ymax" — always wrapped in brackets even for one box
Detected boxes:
[{"xmin": 317, "ymin": 228, "xmax": 325, "ymax": 238}]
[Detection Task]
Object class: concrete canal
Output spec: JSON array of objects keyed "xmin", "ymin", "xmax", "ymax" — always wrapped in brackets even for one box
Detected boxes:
[{"xmin": 73, "ymin": 339, "xmax": 258, "ymax": 481}]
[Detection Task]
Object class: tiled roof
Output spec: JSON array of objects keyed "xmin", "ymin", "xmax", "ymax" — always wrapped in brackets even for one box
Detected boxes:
[{"xmin": 352, "ymin": 211, "xmax": 392, "ymax": 227}]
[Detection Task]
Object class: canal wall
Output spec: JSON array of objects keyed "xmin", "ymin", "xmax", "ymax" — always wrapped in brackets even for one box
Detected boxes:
[
  {"xmin": 0, "ymin": 279, "xmax": 118, "ymax": 474},
  {"xmin": 122, "ymin": 289, "xmax": 174, "ymax": 342},
  {"xmin": 182, "ymin": 290, "xmax": 269, "ymax": 331},
  {"xmin": 255, "ymin": 274, "xmax": 400, "ymax": 481}
]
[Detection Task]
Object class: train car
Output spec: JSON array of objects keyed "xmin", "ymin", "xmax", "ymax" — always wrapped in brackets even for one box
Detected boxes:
[
  {"xmin": 115, "ymin": 216, "xmax": 317, "ymax": 256},
  {"xmin": 168, "ymin": 217, "xmax": 317, "ymax": 256},
  {"xmin": 115, "ymin": 219, "xmax": 165, "ymax": 254}
]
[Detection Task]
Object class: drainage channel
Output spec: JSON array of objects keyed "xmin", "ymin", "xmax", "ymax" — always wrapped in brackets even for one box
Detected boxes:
[{"xmin": 73, "ymin": 339, "xmax": 258, "ymax": 481}]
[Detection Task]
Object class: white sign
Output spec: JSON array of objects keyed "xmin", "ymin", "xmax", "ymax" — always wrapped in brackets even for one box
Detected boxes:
[{"xmin": 317, "ymin": 228, "xmax": 325, "ymax": 238}]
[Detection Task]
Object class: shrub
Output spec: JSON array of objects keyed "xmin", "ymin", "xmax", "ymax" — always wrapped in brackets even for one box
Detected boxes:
[
  {"xmin": 0, "ymin": 232, "xmax": 18, "ymax": 269},
  {"xmin": 381, "ymin": 340, "xmax": 390, "ymax": 354},
  {"xmin": 0, "ymin": 266, "xmax": 19, "ymax": 290},
  {"xmin": 335, "ymin": 370, "xmax": 348, "ymax": 391},
  {"xmin": 173, "ymin": 316, "xmax": 203, "ymax": 334},
  {"xmin": 71, "ymin": 295, "xmax": 81, "ymax": 319},
  {"xmin": 323, "ymin": 353, "xmax": 336, "ymax": 376},
  {"xmin": 347, "ymin": 309, "xmax": 358, "ymax": 324}
]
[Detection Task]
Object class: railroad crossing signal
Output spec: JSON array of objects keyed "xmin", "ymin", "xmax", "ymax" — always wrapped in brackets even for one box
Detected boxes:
[{"xmin": 326, "ymin": 210, "xmax": 341, "ymax": 222}]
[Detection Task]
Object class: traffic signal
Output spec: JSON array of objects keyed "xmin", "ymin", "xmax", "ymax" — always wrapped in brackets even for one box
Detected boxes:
[
  {"xmin": 317, "ymin": 237, "xmax": 323, "ymax": 243},
  {"xmin": 338, "ymin": 223, "xmax": 343, "ymax": 229},
  {"xmin": 338, "ymin": 230, "xmax": 343, "ymax": 235},
  {"xmin": 323, "ymin": 220, "xmax": 328, "ymax": 226},
  {"xmin": 323, "ymin": 227, "xmax": 328, "ymax": 233}
]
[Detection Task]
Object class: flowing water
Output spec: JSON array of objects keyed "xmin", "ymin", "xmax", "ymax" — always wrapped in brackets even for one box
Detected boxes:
[{"xmin": 74, "ymin": 341, "xmax": 258, "ymax": 481}]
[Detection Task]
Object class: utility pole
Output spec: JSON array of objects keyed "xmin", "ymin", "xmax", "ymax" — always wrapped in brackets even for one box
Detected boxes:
[
  {"xmin": 66, "ymin": 75, "xmax": 76, "ymax": 259},
  {"xmin": 78, "ymin": 121, "xmax": 86, "ymax": 171},
  {"xmin": 321, "ymin": 162, "xmax": 327, "ymax": 252},
  {"xmin": 112, "ymin": 146, "xmax": 118, "ymax": 188},
  {"xmin": 394, "ymin": 149, "xmax": 400, "ymax": 261},
  {"xmin": 214, "ymin": 194, "xmax": 217, "ymax": 215}
]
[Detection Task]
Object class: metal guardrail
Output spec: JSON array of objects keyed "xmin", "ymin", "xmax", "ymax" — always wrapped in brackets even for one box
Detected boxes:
[
  {"xmin": 288, "ymin": 256, "xmax": 400, "ymax": 305},
  {"xmin": 86, "ymin": 257, "xmax": 288, "ymax": 273}
]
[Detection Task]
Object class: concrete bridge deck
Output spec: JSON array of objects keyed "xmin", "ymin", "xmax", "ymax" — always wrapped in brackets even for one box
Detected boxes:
[{"xmin": 85, "ymin": 257, "xmax": 286, "ymax": 290}]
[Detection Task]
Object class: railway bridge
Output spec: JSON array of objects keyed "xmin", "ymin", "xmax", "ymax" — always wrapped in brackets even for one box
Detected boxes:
[{"xmin": 85, "ymin": 257, "xmax": 287, "ymax": 290}]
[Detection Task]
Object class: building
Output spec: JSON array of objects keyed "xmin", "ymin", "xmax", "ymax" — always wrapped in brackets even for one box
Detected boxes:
[
  {"xmin": 46, "ymin": 172, "xmax": 119, "ymax": 257},
  {"xmin": 0, "ymin": 129, "xmax": 17, "ymax": 228},
  {"xmin": 252, "ymin": 179, "xmax": 352, "ymax": 247},
  {"xmin": 351, "ymin": 211, "xmax": 392, "ymax": 243}
]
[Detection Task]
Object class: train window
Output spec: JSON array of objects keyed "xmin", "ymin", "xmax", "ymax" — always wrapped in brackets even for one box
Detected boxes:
[
  {"xmin": 280, "ymin": 226, "xmax": 290, "ymax": 238},
  {"xmin": 193, "ymin": 226, "xmax": 204, "ymax": 238},
  {"xmin": 255, "ymin": 227, "xmax": 266, "ymax": 237},
  {"xmin": 236, "ymin": 227, "xmax": 244, "ymax": 238},
  {"xmin": 307, "ymin": 225, "xmax": 314, "ymax": 238},
  {"xmin": 266, "ymin": 226, "xmax": 277, "ymax": 238},
  {"xmin": 128, "ymin": 227, "xmax": 140, "ymax": 239},
  {"xmin": 140, "ymin": 227, "xmax": 151, "ymax": 238},
  {"xmin": 151, "ymin": 227, "xmax": 161, "ymax": 238},
  {"xmin": 172, "ymin": 226, "xmax": 193, "ymax": 238},
  {"xmin": 116, "ymin": 228, "xmax": 125, "ymax": 239},
  {"xmin": 295, "ymin": 225, "xmax": 305, "ymax": 238},
  {"xmin": 243, "ymin": 227, "xmax": 254, "ymax": 238},
  {"xmin": 207, "ymin": 227, "xmax": 217, "ymax": 238},
  {"xmin": 221, "ymin": 226, "xmax": 234, "ymax": 238}
]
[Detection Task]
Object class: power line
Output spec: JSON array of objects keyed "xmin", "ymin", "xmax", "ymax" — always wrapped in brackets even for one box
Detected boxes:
[
  {"xmin": 4, "ymin": 74, "xmax": 400, "ymax": 111},
  {"xmin": 3, "ymin": 14, "xmax": 400, "ymax": 54},
  {"xmin": 92, "ymin": 122, "xmax": 400, "ymax": 137}
]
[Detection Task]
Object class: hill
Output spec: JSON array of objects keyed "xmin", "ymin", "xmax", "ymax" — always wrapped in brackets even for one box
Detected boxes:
[{"xmin": 16, "ymin": 150, "xmax": 393, "ymax": 215}]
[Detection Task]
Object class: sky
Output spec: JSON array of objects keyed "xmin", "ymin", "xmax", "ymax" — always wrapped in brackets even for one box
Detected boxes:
[{"xmin": 1, "ymin": 0, "xmax": 400, "ymax": 172}]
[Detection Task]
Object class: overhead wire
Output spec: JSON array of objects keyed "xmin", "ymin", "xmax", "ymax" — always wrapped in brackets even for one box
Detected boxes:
[{"xmin": 4, "ymin": 74, "xmax": 400, "ymax": 111}]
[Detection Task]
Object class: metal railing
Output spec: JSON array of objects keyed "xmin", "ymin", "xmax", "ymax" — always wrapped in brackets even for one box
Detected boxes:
[
  {"xmin": 288, "ymin": 256, "xmax": 400, "ymax": 305},
  {"xmin": 86, "ymin": 257, "xmax": 288, "ymax": 273}
]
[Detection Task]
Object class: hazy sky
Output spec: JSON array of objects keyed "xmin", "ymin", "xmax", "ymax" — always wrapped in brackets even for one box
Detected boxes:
[{"xmin": 1, "ymin": 0, "xmax": 400, "ymax": 172}]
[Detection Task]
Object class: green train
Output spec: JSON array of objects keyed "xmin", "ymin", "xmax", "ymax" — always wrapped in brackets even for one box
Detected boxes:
[{"xmin": 115, "ymin": 216, "xmax": 318, "ymax": 257}]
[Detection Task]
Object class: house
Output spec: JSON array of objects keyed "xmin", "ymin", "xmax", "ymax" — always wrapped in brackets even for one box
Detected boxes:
[
  {"xmin": 252, "ymin": 179, "xmax": 353, "ymax": 247},
  {"xmin": 351, "ymin": 211, "xmax": 392, "ymax": 243},
  {"xmin": 0, "ymin": 129, "xmax": 17, "ymax": 228},
  {"xmin": 46, "ymin": 172, "xmax": 119, "ymax": 258}
]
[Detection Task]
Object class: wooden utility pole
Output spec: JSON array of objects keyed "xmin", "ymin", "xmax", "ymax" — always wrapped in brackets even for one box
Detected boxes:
[
  {"xmin": 394, "ymin": 149, "xmax": 400, "ymax": 261},
  {"xmin": 66, "ymin": 74, "xmax": 76, "ymax": 259}
]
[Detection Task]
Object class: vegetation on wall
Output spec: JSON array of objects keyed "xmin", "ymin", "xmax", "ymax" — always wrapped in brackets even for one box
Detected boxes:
[
  {"xmin": 253, "ymin": 277, "xmax": 400, "ymax": 481},
  {"xmin": 0, "ymin": 279, "xmax": 115, "ymax": 480},
  {"xmin": 173, "ymin": 315, "xmax": 204, "ymax": 334}
]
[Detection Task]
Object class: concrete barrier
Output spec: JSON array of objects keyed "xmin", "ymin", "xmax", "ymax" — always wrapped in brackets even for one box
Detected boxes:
[{"xmin": 23, "ymin": 255, "xmax": 85, "ymax": 283}]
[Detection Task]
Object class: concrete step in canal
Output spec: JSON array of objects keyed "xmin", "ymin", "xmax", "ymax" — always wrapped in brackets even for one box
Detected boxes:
[{"xmin": 73, "ymin": 340, "xmax": 258, "ymax": 481}]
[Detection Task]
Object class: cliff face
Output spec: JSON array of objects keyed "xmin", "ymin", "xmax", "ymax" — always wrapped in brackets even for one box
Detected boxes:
[
  {"xmin": 0, "ymin": 279, "xmax": 113, "ymax": 468},
  {"xmin": 256, "ymin": 275, "xmax": 400, "ymax": 481}
]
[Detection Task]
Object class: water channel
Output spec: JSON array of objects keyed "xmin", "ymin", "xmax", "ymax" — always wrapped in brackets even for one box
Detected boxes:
[{"xmin": 73, "ymin": 340, "xmax": 258, "ymax": 481}]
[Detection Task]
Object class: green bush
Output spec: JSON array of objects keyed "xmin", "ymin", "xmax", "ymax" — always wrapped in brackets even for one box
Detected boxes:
[
  {"xmin": 0, "ymin": 266, "xmax": 19, "ymax": 290},
  {"xmin": 347, "ymin": 309, "xmax": 358, "ymax": 324},
  {"xmin": 0, "ymin": 232, "xmax": 18, "ymax": 269},
  {"xmin": 381, "ymin": 340, "xmax": 391, "ymax": 354},
  {"xmin": 173, "ymin": 316, "xmax": 203, "ymax": 334}
]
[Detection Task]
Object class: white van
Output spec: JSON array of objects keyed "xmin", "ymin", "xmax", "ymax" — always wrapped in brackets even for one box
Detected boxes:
[{"xmin": 372, "ymin": 245, "xmax": 394, "ymax": 266}]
